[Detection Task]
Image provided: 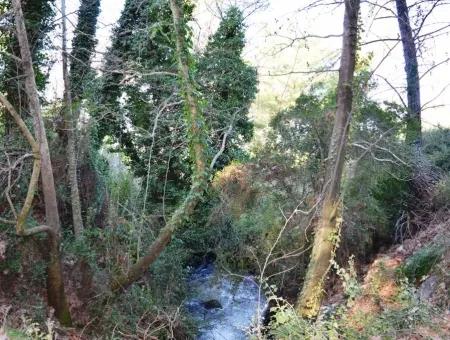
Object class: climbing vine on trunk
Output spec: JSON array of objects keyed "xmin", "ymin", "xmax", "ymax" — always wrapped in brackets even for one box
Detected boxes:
[{"xmin": 110, "ymin": 0, "xmax": 209, "ymax": 292}]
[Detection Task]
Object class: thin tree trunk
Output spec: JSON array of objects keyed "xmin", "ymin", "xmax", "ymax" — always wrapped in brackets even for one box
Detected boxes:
[
  {"xmin": 61, "ymin": 0, "xmax": 84, "ymax": 237},
  {"xmin": 395, "ymin": 0, "xmax": 421, "ymax": 144},
  {"xmin": 296, "ymin": 0, "xmax": 360, "ymax": 318},
  {"xmin": 11, "ymin": 0, "xmax": 72, "ymax": 325},
  {"xmin": 12, "ymin": 0, "xmax": 61, "ymax": 235},
  {"xmin": 111, "ymin": 0, "xmax": 209, "ymax": 292}
]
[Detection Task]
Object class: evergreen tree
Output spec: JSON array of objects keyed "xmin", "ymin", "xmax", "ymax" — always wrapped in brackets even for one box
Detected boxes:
[
  {"xmin": 95, "ymin": 0, "xmax": 193, "ymax": 208},
  {"xmin": 198, "ymin": 6, "xmax": 257, "ymax": 168},
  {"xmin": 94, "ymin": 2, "xmax": 256, "ymax": 210}
]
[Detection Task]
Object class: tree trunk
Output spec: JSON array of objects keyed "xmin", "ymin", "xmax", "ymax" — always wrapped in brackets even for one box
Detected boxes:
[
  {"xmin": 111, "ymin": 0, "xmax": 209, "ymax": 292},
  {"xmin": 296, "ymin": 0, "xmax": 360, "ymax": 318},
  {"xmin": 11, "ymin": 0, "xmax": 72, "ymax": 325},
  {"xmin": 46, "ymin": 232, "xmax": 72, "ymax": 325},
  {"xmin": 395, "ymin": 0, "xmax": 422, "ymax": 145},
  {"xmin": 12, "ymin": 0, "xmax": 61, "ymax": 235},
  {"xmin": 61, "ymin": 0, "xmax": 84, "ymax": 237},
  {"xmin": 68, "ymin": 0, "xmax": 102, "ymax": 226}
]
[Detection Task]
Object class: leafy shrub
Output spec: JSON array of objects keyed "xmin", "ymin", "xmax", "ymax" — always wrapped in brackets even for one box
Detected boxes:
[
  {"xmin": 370, "ymin": 172, "xmax": 411, "ymax": 224},
  {"xmin": 269, "ymin": 306, "xmax": 338, "ymax": 339},
  {"xmin": 400, "ymin": 245, "xmax": 443, "ymax": 282},
  {"xmin": 423, "ymin": 127, "xmax": 450, "ymax": 172},
  {"xmin": 95, "ymin": 285, "xmax": 191, "ymax": 339},
  {"xmin": 432, "ymin": 176, "xmax": 450, "ymax": 210},
  {"xmin": 351, "ymin": 280, "xmax": 434, "ymax": 339},
  {"xmin": 0, "ymin": 236, "xmax": 21, "ymax": 275},
  {"xmin": 269, "ymin": 277, "xmax": 434, "ymax": 339},
  {"xmin": 331, "ymin": 256, "xmax": 362, "ymax": 302}
]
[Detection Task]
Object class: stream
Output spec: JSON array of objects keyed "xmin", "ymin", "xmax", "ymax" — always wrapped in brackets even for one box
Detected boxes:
[{"xmin": 186, "ymin": 262, "xmax": 267, "ymax": 339}]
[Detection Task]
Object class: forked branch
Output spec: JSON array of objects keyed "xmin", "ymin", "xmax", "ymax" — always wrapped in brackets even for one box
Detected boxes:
[{"xmin": 0, "ymin": 94, "xmax": 53, "ymax": 237}]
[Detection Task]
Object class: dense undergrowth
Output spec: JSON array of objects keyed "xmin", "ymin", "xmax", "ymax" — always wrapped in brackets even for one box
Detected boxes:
[
  {"xmin": 1, "ymin": 34, "xmax": 449, "ymax": 338},
  {"xmin": 2, "ymin": 76, "xmax": 450, "ymax": 337},
  {"xmin": 2, "ymin": 124, "xmax": 448, "ymax": 339}
]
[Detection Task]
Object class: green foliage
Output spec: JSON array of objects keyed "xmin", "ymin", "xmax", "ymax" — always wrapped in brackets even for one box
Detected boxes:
[
  {"xmin": 370, "ymin": 171, "xmax": 411, "ymax": 224},
  {"xmin": 267, "ymin": 83, "xmax": 335, "ymax": 192},
  {"xmin": 423, "ymin": 127, "xmax": 450, "ymax": 172},
  {"xmin": 266, "ymin": 74, "xmax": 406, "ymax": 195},
  {"xmin": 178, "ymin": 161, "xmax": 310, "ymax": 303},
  {"xmin": 95, "ymin": 0, "xmax": 183, "ymax": 171},
  {"xmin": 222, "ymin": 193, "xmax": 284, "ymax": 269},
  {"xmin": 178, "ymin": 166, "xmax": 265, "ymax": 269},
  {"xmin": 0, "ymin": 239, "xmax": 21, "ymax": 275},
  {"xmin": 107, "ymin": 166, "xmax": 138, "ymax": 209},
  {"xmin": 70, "ymin": 0, "xmax": 100, "ymax": 99},
  {"xmin": 269, "ymin": 306, "xmax": 339, "ymax": 339},
  {"xmin": 62, "ymin": 228, "xmax": 100, "ymax": 266},
  {"xmin": 93, "ymin": 2, "xmax": 256, "ymax": 217},
  {"xmin": 5, "ymin": 328, "xmax": 30, "ymax": 340},
  {"xmin": 331, "ymin": 256, "xmax": 362, "ymax": 302},
  {"xmin": 0, "ymin": 0, "xmax": 55, "ymax": 115},
  {"xmin": 30, "ymin": 259, "xmax": 47, "ymax": 287},
  {"xmin": 432, "ymin": 176, "xmax": 450, "ymax": 210},
  {"xmin": 400, "ymin": 246, "xmax": 443, "ymax": 282},
  {"xmin": 269, "ymin": 276, "xmax": 435, "ymax": 340},
  {"xmin": 96, "ymin": 278, "xmax": 191, "ymax": 339},
  {"xmin": 352, "ymin": 280, "xmax": 433, "ymax": 339},
  {"xmin": 92, "ymin": 0, "xmax": 197, "ymax": 219},
  {"xmin": 197, "ymin": 6, "xmax": 258, "ymax": 168},
  {"xmin": 265, "ymin": 75, "xmax": 410, "ymax": 264},
  {"xmin": 268, "ymin": 258, "xmax": 361, "ymax": 339}
]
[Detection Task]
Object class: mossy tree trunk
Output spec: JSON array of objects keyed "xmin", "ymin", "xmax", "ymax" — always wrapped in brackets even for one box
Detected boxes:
[
  {"xmin": 61, "ymin": 0, "xmax": 84, "ymax": 238},
  {"xmin": 395, "ymin": 0, "xmax": 422, "ymax": 145},
  {"xmin": 11, "ymin": 0, "xmax": 72, "ymax": 326},
  {"xmin": 111, "ymin": 0, "xmax": 209, "ymax": 292},
  {"xmin": 296, "ymin": 0, "xmax": 360, "ymax": 318}
]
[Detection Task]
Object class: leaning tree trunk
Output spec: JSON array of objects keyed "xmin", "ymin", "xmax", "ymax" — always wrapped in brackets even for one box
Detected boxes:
[
  {"xmin": 61, "ymin": 0, "xmax": 84, "ymax": 237},
  {"xmin": 296, "ymin": 0, "xmax": 360, "ymax": 319},
  {"xmin": 11, "ymin": 0, "xmax": 72, "ymax": 325},
  {"xmin": 395, "ymin": 0, "xmax": 421, "ymax": 145},
  {"xmin": 110, "ymin": 0, "xmax": 209, "ymax": 292}
]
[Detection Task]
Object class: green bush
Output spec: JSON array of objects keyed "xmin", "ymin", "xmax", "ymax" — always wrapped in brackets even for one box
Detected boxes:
[
  {"xmin": 95, "ymin": 284, "xmax": 192, "ymax": 339},
  {"xmin": 352, "ymin": 280, "xmax": 434, "ymax": 339},
  {"xmin": 370, "ymin": 172, "xmax": 411, "ymax": 224},
  {"xmin": 269, "ymin": 279, "xmax": 434, "ymax": 340},
  {"xmin": 432, "ymin": 176, "xmax": 450, "ymax": 210},
  {"xmin": 423, "ymin": 127, "xmax": 450, "ymax": 172},
  {"xmin": 400, "ymin": 245, "xmax": 443, "ymax": 282}
]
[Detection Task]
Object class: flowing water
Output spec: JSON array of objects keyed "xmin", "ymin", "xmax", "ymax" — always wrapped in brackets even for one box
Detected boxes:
[{"xmin": 186, "ymin": 262, "xmax": 267, "ymax": 339}]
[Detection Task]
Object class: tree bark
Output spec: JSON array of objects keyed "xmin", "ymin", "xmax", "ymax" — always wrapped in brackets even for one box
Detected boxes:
[
  {"xmin": 12, "ymin": 1, "xmax": 61, "ymax": 235},
  {"xmin": 296, "ymin": 0, "xmax": 360, "ymax": 318},
  {"xmin": 395, "ymin": 0, "xmax": 422, "ymax": 144},
  {"xmin": 11, "ymin": 0, "xmax": 72, "ymax": 325},
  {"xmin": 111, "ymin": 0, "xmax": 209, "ymax": 292},
  {"xmin": 61, "ymin": 0, "xmax": 84, "ymax": 237}
]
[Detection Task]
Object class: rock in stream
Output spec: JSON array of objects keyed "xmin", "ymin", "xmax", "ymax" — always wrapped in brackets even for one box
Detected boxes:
[{"xmin": 186, "ymin": 263, "xmax": 267, "ymax": 339}]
